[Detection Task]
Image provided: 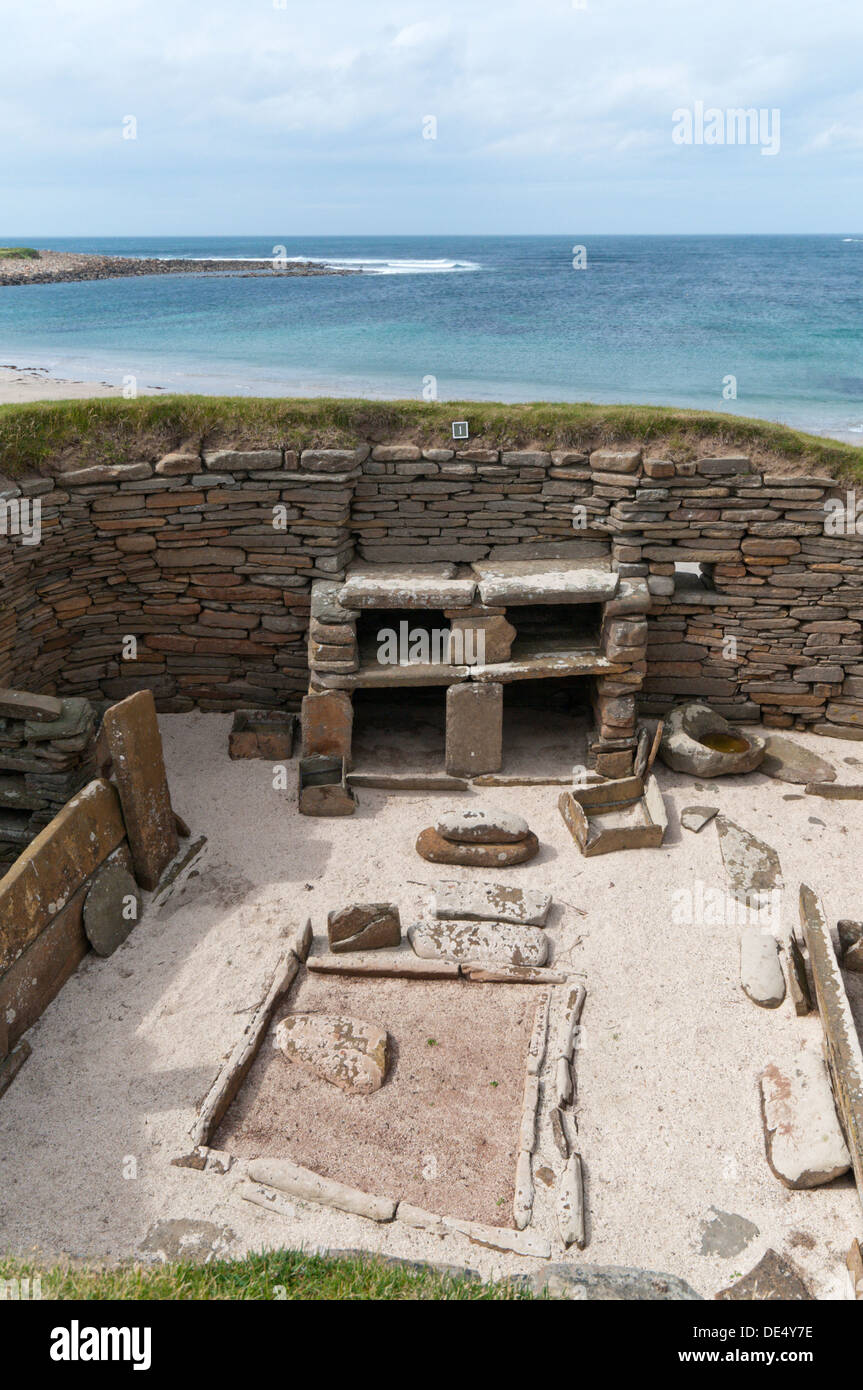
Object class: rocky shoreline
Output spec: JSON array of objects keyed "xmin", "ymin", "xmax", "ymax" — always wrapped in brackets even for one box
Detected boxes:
[{"xmin": 0, "ymin": 250, "xmax": 358, "ymax": 287}]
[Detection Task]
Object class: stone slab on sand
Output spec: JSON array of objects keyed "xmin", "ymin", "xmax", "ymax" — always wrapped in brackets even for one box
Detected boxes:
[
  {"xmin": 761, "ymin": 734, "xmax": 836, "ymax": 785},
  {"xmin": 740, "ymin": 929, "xmax": 786, "ymax": 1009},
  {"xmin": 434, "ymin": 880, "xmax": 552, "ymax": 926},
  {"xmin": 274, "ymin": 1013, "xmax": 388, "ymax": 1095},
  {"xmin": 246, "ymin": 1161, "xmax": 395, "ymax": 1221},
  {"xmin": 716, "ymin": 1249, "xmax": 813, "ymax": 1300},
  {"xmin": 409, "ymin": 919, "xmax": 549, "ymax": 968},
  {"xmin": 760, "ymin": 1048, "xmax": 851, "ymax": 1189},
  {"xmin": 416, "ymin": 827, "xmax": 539, "ymax": 867},
  {"xmin": 327, "ymin": 903, "xmax": 401, "ymax": 954},
  {"xmin": 716, "ymin": 815, "xmax": 783, "ymax": 902}
]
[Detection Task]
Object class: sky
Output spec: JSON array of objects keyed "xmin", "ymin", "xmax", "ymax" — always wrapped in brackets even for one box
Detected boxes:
[{"xmin": 3, "ymin": 0, "xmax": 863, "ymax": 235}]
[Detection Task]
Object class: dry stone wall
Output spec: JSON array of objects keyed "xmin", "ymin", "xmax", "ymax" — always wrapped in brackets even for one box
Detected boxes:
[{"xmin": 1, "ymin": 442, "xmax": 862, "ymax": 737}]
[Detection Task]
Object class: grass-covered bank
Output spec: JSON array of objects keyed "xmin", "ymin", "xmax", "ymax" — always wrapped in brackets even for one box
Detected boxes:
[
  {"xmin": 1, "ymin": 395, "xmax": 862, "ymax": 480},
  {"xmin": 0, "ymin": 1249, "xmax": 534, "ymax": 1301}
]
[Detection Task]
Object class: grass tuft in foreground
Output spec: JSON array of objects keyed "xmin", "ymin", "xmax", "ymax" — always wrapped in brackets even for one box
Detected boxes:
[
  {"xmin": 0, "ymin": 247, "xmax": 40, "ymax": 259},
  {"xmin": 0, "ymin": 1249, "xmax": 536, "ymax": 1301}
]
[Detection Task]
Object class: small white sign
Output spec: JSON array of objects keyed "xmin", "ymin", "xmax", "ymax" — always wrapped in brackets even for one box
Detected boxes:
[{"xmin": 451, "ymin": 421, "xmax": 469, "ymax": 441}]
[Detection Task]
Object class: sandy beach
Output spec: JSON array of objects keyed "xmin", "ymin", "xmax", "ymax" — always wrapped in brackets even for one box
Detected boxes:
[{"xmin": 0, "ymin": 365, "xmax": 164, "ymax": 402}]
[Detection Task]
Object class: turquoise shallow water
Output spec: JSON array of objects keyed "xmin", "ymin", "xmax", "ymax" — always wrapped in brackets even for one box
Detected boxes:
[{"xmin": 1, "ymin": 235, "xmax": 861, "ymax": 439}]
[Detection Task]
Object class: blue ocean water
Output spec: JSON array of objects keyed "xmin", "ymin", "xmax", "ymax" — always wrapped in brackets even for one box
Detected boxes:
[{"xmin": 1, "ymin": 235, "xmax": 862, "ymax": 439}]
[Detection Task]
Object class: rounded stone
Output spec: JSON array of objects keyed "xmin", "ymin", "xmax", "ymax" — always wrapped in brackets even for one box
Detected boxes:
[
  {"xmin": 417, "ymin": 827, "xmax": 539, "ymax": 866},
  {"xmin": 659, "ymin": 703, "xmax": 765, "ymax": 777},
  {"xmin": 435, "ymin": 807, "xmax": 530, "ymax": 844},
  {"xmin": 83, "ymin": 859, "xmax": 142, "ymax": 957},
  {"xmin": 274, "ymin": 1014, "xmax": 388, "ymax": 1095}
]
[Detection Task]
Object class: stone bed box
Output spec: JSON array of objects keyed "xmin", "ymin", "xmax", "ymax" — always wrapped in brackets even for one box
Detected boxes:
[
  {"xmin": 228, "ymin": 709, "xmax": 296, "ymax": 760},
  {"xmin": 298, "ymin": 754, "xmax": 357, "ymax": 816},
  {"xmin": 559, "ymin": 774, "xmax": 668, "ymax": 855}
]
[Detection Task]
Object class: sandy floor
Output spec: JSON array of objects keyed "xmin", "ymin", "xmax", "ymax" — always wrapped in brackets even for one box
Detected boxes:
[
  {"xmin": 352, "ymin": 689, "xmax": 592, "ymax": 779},
  {"xmin": 0, "ymin": 710, "xmax": 862, "ymax": 1295},
  {"xmin": 216, "ymin": 973, "xmax": 534, "ymax": 1226}
]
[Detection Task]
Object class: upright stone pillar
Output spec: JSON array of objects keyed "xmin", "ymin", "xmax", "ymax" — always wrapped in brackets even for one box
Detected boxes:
[
  {"xmin": 302, "ymin": 690, "xmax": 354, "ymax": 768},
  {"xmin": 445, "ymin": 682, "xmax": 502, "ymax": 777}
]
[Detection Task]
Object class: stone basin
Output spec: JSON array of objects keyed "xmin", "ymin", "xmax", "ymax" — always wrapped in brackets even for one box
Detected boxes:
[{"xmin": 658, "ymin": 703, "xmax": 765, "ymax": 778}]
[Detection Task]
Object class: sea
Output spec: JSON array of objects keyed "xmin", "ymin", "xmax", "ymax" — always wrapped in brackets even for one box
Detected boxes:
[{"xmin": 1, "ymin": 234, "xmax": 862, "ymax": 441}]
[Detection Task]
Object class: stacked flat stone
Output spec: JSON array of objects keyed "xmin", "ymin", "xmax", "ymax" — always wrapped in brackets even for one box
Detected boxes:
[
  {"xmin": 2, "ymin": 443, "xmax": 863, "ymax": 740},
  {"xmin": 416, "ymin": 806, "xmax": 540, "ymax": 867},
  {"xmin": 308, "ymin": 580, "xmax": 359, "ymax": 674},
  {"xmin": 604, "ymin": 454, "xmax": 863, "ymax": 737},
  {"xmin": 0, "ymin": 688, "xmax": 97, "ymax": 869}
]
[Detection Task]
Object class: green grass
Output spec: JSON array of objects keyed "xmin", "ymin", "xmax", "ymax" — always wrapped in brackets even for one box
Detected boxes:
[
  {"xmin": 0, "ymin": 1249, "xmax": 534, "ymax": 1301},
  {"xmin": 0, "ymin": 394, "xmax": 862, "ymax": 480},
  {"xmin": 0, "ymin": 246, "xmax": 39, "ymax": 259}
]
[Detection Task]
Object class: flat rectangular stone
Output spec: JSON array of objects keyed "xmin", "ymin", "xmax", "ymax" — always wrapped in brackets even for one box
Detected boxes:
[
  {"xmin": 805, "ymin": 782, "xmax": 863, "ymax": 799},
  {"xmin": 306, "ymin": 953, "xmax": 460, "ymax": 979},
  {"xmin": 470, "ymin": 650, "xmax": 625, "ymax": 682},
  {"xmin": 0, "ymin": 881, "xmax": 89, "ymax": 1048},
  {"xmin": 442, "ymin": 1216, "xmax": 551, "ymax": 1259},
  {"xmin": 446, "ymin": 682, "xmax": 502, "ymax": 776},
  {"xmin": 101, "ymin": 691, "xmax": 178, "ymax": 890},
  {"xmin": 313, "ymin": 663, "xmax": 469, "ymax": 690},
  {"xmin": 434, "ymin": 880, "xmax": 552, "ymax": 926},
  {"xmin": 0, "ymin": 688, "xmax": 64, "ymax": 723},
  {"xmin": 310, "ymin": 580, "xmax": 359, "ymax": 624},
  {"xmin": 245, "ymin": 1163, "xmax": 395, "ymax": 1222},
  {"xmin": 471, "ymin": 559, "xmax": 618, "ymax": 606},
  {"xmin": 0, "ymin": 779, "xmax": 125, "ymax": 974},
  {"xmin": 459, "ymin": 963, "xmax": 569, "ymax": 984},
  {"xmin": 203, "ymin": 450, "xmax": 282, "ymax": 471},
  {"xmin": 590, "ymin": 449, "xmax": 642, "ymax": 473},
  {"xmin": 346, "ymin": 772, "xmax": 468, "ymax": 791},
  {"xmin": 61, "ymin": 462, "xmax": 153, "ymax": 485},
  {"xmin": 340, "ymin": 564, "xmax": 476, "ymax": 609},
  {"xmin": 299, "ymin": 448, "xmax": 368, "ymax": 472},
  {"xmin": 798, "ymin": 884, "xmax": 863, "ymax": 1216},
  {"xmin": 301, "ymin": 691, "xmax": 353, "ymax": 764}
]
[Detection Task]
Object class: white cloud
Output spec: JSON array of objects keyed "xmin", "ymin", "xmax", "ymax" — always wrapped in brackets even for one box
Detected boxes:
[{"xmin": 2, "ymin": 0, "xmax": 863, "ymax": 230}]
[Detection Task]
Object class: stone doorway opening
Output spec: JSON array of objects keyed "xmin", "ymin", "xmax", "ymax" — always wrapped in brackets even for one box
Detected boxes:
[
  {"xmin": 501, "ymin": 676, "xmax": 595, "ymax": 778},
  {"xmin": 351, "ymin": 686, "xmax": 448, "ymax": 774}
]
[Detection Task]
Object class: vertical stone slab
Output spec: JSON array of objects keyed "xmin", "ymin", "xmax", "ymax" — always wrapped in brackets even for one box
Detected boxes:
[
  {"xmin": 0, "ymin": 883, "xmax": 89, "ymax": 1048},
  {"xmin": 799, "ymin": 883, "xmax": 863, "ymax": 1217},
  {"xmin": 0, "ymin": 778, "xmax": 125, "ymax": 973},
  {"xmin": 102, "ymin": 691, "xmax": 178, "ymax": 890},
  {"xmin": 445, "ymin": 682, "xmax": 503, "ymax": 777},
  {"xmin": 302, "ymin": 691, "xmax": 353, "ymax": 767}
]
